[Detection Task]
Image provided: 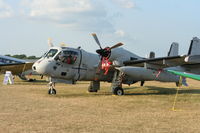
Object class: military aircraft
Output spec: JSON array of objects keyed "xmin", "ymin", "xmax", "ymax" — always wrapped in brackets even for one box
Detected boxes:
[
  {"xmin": 0, "ymin": 55, "xmax": 37, "ymax": 80},
  {"xmin": 124, "ymin": 37, "xmax": 200, "ymax": 85},
  {"xmin": 32, "ymin": 34, "xmax": 185, "ymax": 95}
]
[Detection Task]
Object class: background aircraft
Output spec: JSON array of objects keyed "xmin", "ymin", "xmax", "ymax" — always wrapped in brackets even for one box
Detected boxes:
[
  {"xmin": 0, "ymin": 55, "xmax": 37, "ymax": 81},
  {"xmin": 32, "ymin": 34, "xmax": 184, "ymax": 95},
  {"xmin": 124, "ymin": 37, "xmax": 200, "ymax": 85}
]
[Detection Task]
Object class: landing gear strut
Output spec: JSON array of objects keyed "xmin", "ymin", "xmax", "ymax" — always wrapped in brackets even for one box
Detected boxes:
[
  {"xmin": 48, "ymin": 81, "xmax": 56, "ymax": 95},
  {"xmin": 140, "ymin": 81, "xmax": 145, "ymax": 86},
  {"xmin": 88, "ymin": 81, "xmax": 100, "ymax": 92},
  {"xmin": 111, "ymin": 71, "xmax": 125, "ymax": 96}
]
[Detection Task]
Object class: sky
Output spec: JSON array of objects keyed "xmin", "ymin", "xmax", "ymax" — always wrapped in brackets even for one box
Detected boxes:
[{"xmin": 0, "ymin": 0, "xmax": 200, "ymax": 57}]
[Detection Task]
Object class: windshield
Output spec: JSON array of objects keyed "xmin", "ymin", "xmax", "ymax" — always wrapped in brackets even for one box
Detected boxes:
[{"xmin": 45, "ymin": 49, "xmax": 58, "ymax": 58}]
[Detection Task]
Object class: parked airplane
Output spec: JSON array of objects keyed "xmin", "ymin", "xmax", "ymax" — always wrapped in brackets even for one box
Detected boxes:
[
  {"xmin": 0, "ymin": 55, "xmax": 37, "ymax": 80},
  {"xmin": 32, "ymin": 34, "xmax": 184, "ymax": 95},
  {"xmin": 124, "ymin": 37, "xmax": 200, "ymax": 85}
]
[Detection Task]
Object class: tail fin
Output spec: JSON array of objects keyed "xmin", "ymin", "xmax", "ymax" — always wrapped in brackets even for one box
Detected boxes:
[
  {"xmin": 149, "ymin": 51, "xmax": 155, "ymax": 58},
  {"xmin": 188, "ymin": 37, "xmax": 200, "ymax": 55},
  {"xmin": 168, "ymin": 42, "xmax": 179, "ymax": 56}
]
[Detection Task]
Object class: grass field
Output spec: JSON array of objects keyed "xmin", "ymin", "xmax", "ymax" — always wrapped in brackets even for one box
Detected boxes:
[{"xmin": 1, "ymin": 75, "xmax": 200, "ymax": 133}]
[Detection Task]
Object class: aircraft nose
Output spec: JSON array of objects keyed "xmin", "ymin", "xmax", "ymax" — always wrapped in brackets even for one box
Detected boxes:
[{"xmin": 32, "ymin": 60, "xmax": 50, "ymax": 75}]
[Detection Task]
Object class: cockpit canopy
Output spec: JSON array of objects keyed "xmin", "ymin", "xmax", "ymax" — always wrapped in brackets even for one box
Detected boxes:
[
  {"xmin": 44, "ymin": 49, "xmax": 58, "ymax": 58},
  {"xmin": 57, "ymin": 50, "xmax": 79, "ymax": 64},
  {"xmin": 42, "ymin": 48, "xmax": 79, "ymax": 65}
]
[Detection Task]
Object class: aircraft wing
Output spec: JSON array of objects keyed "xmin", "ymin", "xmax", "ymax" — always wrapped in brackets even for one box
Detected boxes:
[
  {"xmin": 0, "ymin": 62, "xmax": 34, "ymax": 75},
  {"xmin": 123, "ymin": 55, "xmax": 187, "ymax": 69},
  {"xmin": 167, "ymin": 70, "xmax": 200, "ymax": 81}
]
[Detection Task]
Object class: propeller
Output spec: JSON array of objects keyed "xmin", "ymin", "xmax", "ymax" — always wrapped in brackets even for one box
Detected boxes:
[
  {"xmin": 91, "ymin": 33, "xmax": 124, "ymax": 77},
  {"xmin": 92, "ymin": 33, "xmax": 124, "ymax": 58}
]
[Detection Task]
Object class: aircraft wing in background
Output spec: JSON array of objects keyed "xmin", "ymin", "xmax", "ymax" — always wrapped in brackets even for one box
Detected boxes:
[{"xmin": 0, "ymin": 62, "xmax": 34, "ymax": 75}]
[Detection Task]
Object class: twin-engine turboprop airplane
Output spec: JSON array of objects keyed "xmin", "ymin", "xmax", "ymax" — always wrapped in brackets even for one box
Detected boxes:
[{"xmin": 32, "ymin": 34, "xmax": 183, "ymax": 95}]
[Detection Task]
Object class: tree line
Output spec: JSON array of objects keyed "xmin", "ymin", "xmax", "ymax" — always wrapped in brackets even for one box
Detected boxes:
[{"xmin": 5, "ymin": 54, "xmax": 39, "ymax": 59}]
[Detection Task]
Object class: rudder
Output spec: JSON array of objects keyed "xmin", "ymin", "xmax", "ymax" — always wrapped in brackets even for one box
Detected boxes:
[
  {"xmin": 168, "ymin": 42, "xmax": 179, "ymax": 56},
  {"xmin": 188, "ymin": 37, "xmax": 200, "ymax": 56}
]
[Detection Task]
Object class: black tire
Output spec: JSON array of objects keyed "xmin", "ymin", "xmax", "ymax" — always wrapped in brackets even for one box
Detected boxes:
[
  {"xmin": 113, "ymin": 87, "xmax": 124, "ymax": 96},
  {"xmin": 88, "ymin": 88, "xmax": 98, "ymax": 92},
  {"xmin": 88, "ymin": 86, "xmax": 98, "ymax": 92},
  {"xmin": 48, "ymin": 89, "xmax": 56, "ymax": 95}
]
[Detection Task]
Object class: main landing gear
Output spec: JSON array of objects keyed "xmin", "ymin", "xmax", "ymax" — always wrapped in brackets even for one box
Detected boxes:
[
  {"xmin": 48, "ymin": 81, "xmax": 56, "ymax": 95},
  {"xmin": 88, "ymin": 81, "xmax": 100, "ymax": 92},
  {"xmin": 113, "ymin": 87, "xmax": 124, "ymax": 96},
  {"xmin": 111, "ymin": 71, "xmax": 125, "ymax": 96}
]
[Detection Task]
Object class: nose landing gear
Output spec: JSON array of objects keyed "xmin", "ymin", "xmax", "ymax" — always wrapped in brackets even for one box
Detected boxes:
[{"xmin": 48, "ymin": 81, "xmax": 56, "ymax": 95}]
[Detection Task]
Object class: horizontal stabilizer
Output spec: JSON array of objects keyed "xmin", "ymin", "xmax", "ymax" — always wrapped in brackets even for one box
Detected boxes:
[
  {"xmin": 168, "ymin": 42, "xmax": 179, "ymax": 56},
  {"xmin": 188, "ymin": 37, "xmax": 200, "ymax": 56}
]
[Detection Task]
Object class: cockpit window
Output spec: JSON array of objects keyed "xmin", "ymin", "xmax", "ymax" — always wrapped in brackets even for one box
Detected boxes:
[
  {"xmin": 45, "ymin": 49, "xmax": 58, "ymax": 58},
  {"xmin": 57, "ymin": 50, "xmax": 78, "ymax": 64}
]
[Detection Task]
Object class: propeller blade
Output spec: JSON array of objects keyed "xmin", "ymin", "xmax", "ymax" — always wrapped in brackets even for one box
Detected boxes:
[
  {"xmin": 60, "ymin": 42, "xmax": 66, "ymax": 47},
  {"xmin": 48, "ymin": 38, "xmax": 54, "ymax": 47},
  {"xmin": 92, "ymin": 33, "xmax": 102, "ymax": 49},
  {"xmin": 110, "ymin": 42, "xmax": 124, "ymax": 50}
]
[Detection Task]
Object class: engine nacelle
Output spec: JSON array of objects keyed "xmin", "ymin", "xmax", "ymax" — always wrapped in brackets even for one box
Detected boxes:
[{"xmin": 118, "ymin": 66, "xmax": 179, "ymax": 82}]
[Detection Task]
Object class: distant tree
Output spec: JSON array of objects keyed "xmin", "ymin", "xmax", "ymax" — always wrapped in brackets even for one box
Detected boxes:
[
  {"xmin": 5, "ymin": 54, "xmax": 11, "ymax": 57},
  {"xmin": 27, "ymin": 56, "xmax": 38, "ymax": 59},
  {"xmin": 12, "ymin": 54, "xmax": 27, "ymax": 59}
]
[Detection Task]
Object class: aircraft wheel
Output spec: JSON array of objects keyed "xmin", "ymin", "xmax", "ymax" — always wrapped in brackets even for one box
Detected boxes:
[
  {"xmin": 88, "ymin": 88, "xmax": 98, "ymax": 92},
  {"xmin": 113, "ymin": 87, "xmax": 124, "ymax": 96},
  {"xmin": 48, "ymin": 88, "xmax": 56, "ymax": 95},
  {"xmin": 88, "ymin": 86, "xmax": 98, "ymax": 92}
]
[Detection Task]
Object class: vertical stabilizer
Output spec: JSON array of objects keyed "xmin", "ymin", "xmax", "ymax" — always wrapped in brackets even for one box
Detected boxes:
[
  {"xmin": 188, "ymin": 37, "xmax": 200, "ymax": 55},
  {"xmin": 149, "ymin": 51, "xmax": 155, "ymax": 58},
  {"xmin": 168, "ymin": 42, "xmax": 179, "ymax": 56}
]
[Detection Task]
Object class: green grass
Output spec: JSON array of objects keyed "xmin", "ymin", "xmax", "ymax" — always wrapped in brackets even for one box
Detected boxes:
[{"xmin": 1, "ymin": 74, "xmax": 200, "ymax": 133}]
